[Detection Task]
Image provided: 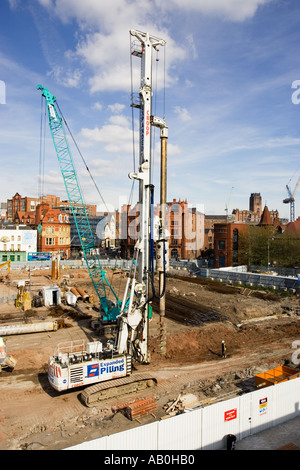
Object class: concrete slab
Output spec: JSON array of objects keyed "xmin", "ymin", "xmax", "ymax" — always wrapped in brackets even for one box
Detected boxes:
[{"xmin": 233, "ymin": 415, "xmax": 300, "ymax": 450}]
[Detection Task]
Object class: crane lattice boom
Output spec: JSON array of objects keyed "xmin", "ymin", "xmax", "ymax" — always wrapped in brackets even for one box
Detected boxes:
[{"xmin": 37, "ymin": 85, "xmax": 121, "ymax": 323}]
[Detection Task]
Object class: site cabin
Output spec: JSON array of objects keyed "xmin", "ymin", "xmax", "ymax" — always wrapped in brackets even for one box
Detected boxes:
[
  {"xmin": 42, "ymin": 286, "xmax": 61, "ymax": 307},
  {"xmin": 255, "ymin": 365, "xmax": 300, "ymax": 389},
  {"xmin": 48, "ymin": 340, "xmax": 131, "ymax": 392}
]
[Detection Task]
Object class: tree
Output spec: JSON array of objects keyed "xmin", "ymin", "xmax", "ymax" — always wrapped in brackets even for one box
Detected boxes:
[{"xmin": 238, "ymin": 225, "xmax": 300, "ymax": 268}]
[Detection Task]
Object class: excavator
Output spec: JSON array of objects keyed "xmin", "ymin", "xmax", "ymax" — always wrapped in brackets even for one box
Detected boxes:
[{"xmin": 39, "ymin": 30, "xmax": 167, "ymax": 406}]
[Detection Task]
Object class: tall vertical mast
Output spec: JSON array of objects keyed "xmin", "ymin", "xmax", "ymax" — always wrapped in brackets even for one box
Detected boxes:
[
  {"xmin": 130, "ymin": 30, "xmax": 166, "ymax": 283},
  {"xmin": 127, "ymin": 29, "xmax": 166, "ymax": 362}
]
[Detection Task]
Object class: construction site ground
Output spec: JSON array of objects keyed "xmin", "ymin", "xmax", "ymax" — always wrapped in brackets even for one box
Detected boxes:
[{"xmin": 0, "ymin": 266, "xmax": 299, "ymax": 451}]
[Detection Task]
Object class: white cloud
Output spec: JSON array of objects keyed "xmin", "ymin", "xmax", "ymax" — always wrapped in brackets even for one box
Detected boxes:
[
  {"xmin": 108, "ymin": 103, "xmax": 126, "ymax": 114},
  {"xmin": 167, "ymin": 143, "xmax": 181, "ymax": 155},
  {"xmin": 162, "ymin": 0, "xmax": 273, "ymax": 22},
  {"xmin": 8, "ymin": 0, "xmax": 20, "ymax": 8},
  {"xmin": 47, "ymin": 65, "xmax": 82, "ymax": 88},
  {"xmin": 225, "ymin": 136, "xmax": 300, "ymax": 153},
  {"xmin": 154, "ymin": 141, "xmax": 181, "ymax": 157},
  {"xmin": 26, "ymin": 0, "xmax": 275, "ymax": 96},
  {"xmin": 92, "ymin": 102, "xmax": 103, "ymax": 111},
  {"xmin": 81, "ymin": 117, "xmax": 132, "ymax": 154},
  {"xmin": 174, "ymin": 106, "xmax": 192, "ymax": 122},
  {"xmin": 34, "ymin": 0, "xmax": 186, "ymax": 92}
]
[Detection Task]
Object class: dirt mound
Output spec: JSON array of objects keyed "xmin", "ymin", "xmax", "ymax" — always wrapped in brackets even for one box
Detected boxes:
[{"xmin": 149, "ymin": 318, "xmax": 300, "ymax": 366}]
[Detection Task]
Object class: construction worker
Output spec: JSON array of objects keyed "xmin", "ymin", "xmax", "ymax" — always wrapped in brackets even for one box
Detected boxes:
[{"xmin": 221, "ymin": 340, "xmax": 226, "ymax": 358}]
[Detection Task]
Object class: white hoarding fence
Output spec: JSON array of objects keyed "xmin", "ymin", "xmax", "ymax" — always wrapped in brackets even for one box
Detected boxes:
[{"xmin": 66, "ymin": 377, "xmax": 300, "ymax": 450}]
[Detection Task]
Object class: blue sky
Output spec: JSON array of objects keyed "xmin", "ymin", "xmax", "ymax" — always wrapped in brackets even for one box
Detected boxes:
[{"xmin": 1, "ymin": 0, "xmax": 300, "ymax": 220}]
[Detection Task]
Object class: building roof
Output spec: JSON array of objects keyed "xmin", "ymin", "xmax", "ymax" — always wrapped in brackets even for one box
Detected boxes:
[
  {"xmin": 15, "ymin": 211, "xmax": 36, "ymax": 224},
  {"xmin": 0, "ymin": 224, "xmax": 34, "ymax": 230},
  {"xmin": 257, "ymin": 205, "xmax": 273, "ymax": 226},
  {"xmin": 285, "ymin": 217, "xmax": 300, "ymax": 235}
]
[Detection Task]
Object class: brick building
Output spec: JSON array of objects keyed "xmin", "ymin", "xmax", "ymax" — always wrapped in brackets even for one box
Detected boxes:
[
  {"xmin": 233, "ymin": 193, "xmax": 279, "ymax": 224},
  {"xmin": 214, "ymin": 222, "xmax": 249, "ymax": 268},
  {"xmin": 7, "ymin": 193, "xmax": 96, "ymax": 221},
  {"xmin": 213, "ymin": 204, "xmax": 283, "ymax": 268},
  {"xmin": 203, "ymin": 215, "xmax": 228, "ymax": 253},
  {"xmin": 120, "ymin": 199, "xmax": 204, "ymax": 260},
  {"xmin": 35, "ymin": 203, "xmax": 71, "ymax": 259}
]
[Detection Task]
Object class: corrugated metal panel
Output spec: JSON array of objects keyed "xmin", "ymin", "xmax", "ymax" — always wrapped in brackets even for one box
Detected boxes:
[
  {"xmin": 273, "ymin": 377, "xmax": 300, "ymax": 425},
  {"xmin": 239, "ymin": 393, "xmax": 252, "ymax": 440},
  {"xmin": 106, "ymin": 422, "xmax": 158, "ymax": 450},
  {"xmin": 64, "ymin": 377, "xmax": 300, "ymax": 450},
  {"xmin": 158, "ymin": 408, "xmax": 202, "ymax": 450},
  {"xmin": 201, "ymin": 397, "xmax": 240, "ymax": 450}
]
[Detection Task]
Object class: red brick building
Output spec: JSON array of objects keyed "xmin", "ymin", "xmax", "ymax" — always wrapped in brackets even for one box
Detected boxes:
[
  {"xmin": 214, "ymin": 222, "xmax": 249, "ymax": 268},
  {"xmin": 35, "ymin": 203, "xmax": 71, "ymax": 259},
  {"xmin": 213, "ymin": 205, "xmax": 284, "ymax": 268},
  {"xmin": 7, "ymin": 193, "xmax": 96, "ymax": 220},
  {"xmin": 120, "ymin": 199, "xmax": 204, "ymax": 260},
  {"xmin": 203, "ymin": 215, "xmax": 228, "ymax": 253}
]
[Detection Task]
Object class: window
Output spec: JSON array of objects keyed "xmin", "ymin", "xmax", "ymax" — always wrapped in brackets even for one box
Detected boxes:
[
  {"xmin": 8, "ymin": 201, "xmax": 12, "ymax": 217},
  {"xmin": 233, "ymin": 228, "xmax": 239, "ymax": 265},
  {"xmin": 218, "ymin": 240, "xmax": 226, "ymax": 250},
  {"xmin": 46, "ymin": 238, "xmax": 55, "ymax": 245},
  {"xmin": 219, "ymin": 255, "xmax": 226, "ymax": 267}
]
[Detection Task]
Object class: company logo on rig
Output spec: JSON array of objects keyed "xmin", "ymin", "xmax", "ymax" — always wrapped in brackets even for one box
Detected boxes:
[{"xmin": 100, "ymin": 358, "xmax": 125, "ymax": 375}]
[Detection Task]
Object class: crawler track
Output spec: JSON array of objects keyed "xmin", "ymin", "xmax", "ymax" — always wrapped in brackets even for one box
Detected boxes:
[{"xmin": 80, "ymin": 373, "xmax": 157, "ymax": 407}]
